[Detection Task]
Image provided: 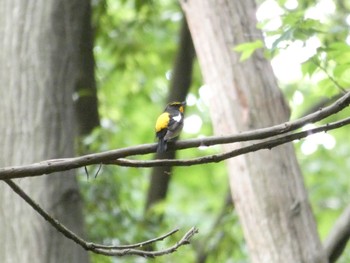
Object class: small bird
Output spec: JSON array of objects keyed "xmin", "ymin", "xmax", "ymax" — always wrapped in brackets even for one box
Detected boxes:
[{"xmin": 155, "ymin": 101, "xmax": 186, "ymax": 153}]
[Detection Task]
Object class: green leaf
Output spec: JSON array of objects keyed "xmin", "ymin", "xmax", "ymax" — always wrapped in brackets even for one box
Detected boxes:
[
  {"xmin": 233, "ymin": 40, "xmax": 264, "ymax": 61},
  {"xmin": 270, "ymin": 27, "xmax": 294, "ymax": 53},
  {"xmin": 301, "ymin": 58, "xmax": 318, "ymax": 77}
]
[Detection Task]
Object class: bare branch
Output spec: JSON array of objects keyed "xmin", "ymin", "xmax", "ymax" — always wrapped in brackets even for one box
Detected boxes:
[
  {"xmin": 3, "ymin": 179, "xmax": 198, "ymax": 257},
  {"xmin": 102, "ymin": 117, "xmax": 350, "ymax": 167},
  {"xmin": 4, "ymin": 179, "xmax": 89, "ymax": 248},
  {"xmin": 0, "ymin": 91, "xmax": 350, "ymax": 180},
  {"xmin": 93, "ymin": 227, "xmax": 198, "ymax": 257},
  {"xmin": 91, "ymin": 228, "xmax": 179, "ymax": 250}
]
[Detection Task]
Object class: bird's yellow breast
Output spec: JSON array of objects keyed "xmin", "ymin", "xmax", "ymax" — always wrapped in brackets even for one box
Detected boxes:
[{"xmin": 155, "ymin": 112, "xmax": 170, "ymax": 132}]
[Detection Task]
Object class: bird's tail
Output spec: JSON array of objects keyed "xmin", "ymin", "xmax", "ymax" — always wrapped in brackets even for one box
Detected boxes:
[{"xmin": 157, "ymin": 138, "xmax": 167, "ymax": 153}]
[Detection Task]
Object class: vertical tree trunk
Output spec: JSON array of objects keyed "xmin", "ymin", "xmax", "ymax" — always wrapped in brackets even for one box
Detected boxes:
[
  {"xmin": 0, "ymin": 1, "xmax": 91, "ymax": 262},
  {"xmin": 181, "ymin": 1, "xmax": 327, "ymax": 262},
  {"xmin": 75, "ymin": 1, "xmax": 100, "ymax": 136},
  {"xmin": 145, "ymin": 18, "xmax": 195, "ymax": 212}
]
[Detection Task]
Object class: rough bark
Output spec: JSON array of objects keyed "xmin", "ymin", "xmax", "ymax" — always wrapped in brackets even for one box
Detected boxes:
[
  {"xmin": 180, "ymin": 0, "xmax": 327, "ymax": 262},
  {"xmin": 0, "ymin": 1, "xmax": 90, "ymax": 262}
]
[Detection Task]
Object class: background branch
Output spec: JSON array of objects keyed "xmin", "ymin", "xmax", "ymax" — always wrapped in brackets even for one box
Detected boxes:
[
  {"xmin": 0, "ymin": 91, "xmax": 350, "ymax": 180},
  {"xmin": 195, "ymin": 192, "xmax": 233, "ymax": 263},
  {"xmin": 3, "ymin": 179, "xmax": 198, "ymax": 257},
  {"xmin": 324, "ymin": 204, "xmax": 350, "ymax": 263}
]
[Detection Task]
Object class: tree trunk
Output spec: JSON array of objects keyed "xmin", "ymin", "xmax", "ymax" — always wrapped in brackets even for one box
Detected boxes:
[
  {"xmin": 145, "ymin": 18, "xmax": 195, "ymax": 212},
  {"xmin": 0, "ymin": 1, "xmax": 91, "ymax": 262},
  {"xmin": 180, "ymin": 0, "xmax": 327, "ymax": 262},
  {"xmin": 75, "ymin": 1, "xmax": 100, "ymax": 136}
]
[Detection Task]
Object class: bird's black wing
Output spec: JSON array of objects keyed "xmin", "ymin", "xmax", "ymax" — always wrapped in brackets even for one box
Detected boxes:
[{"xmin": 167, "ymin": 114, "xmax": 183, "ymax": 132}]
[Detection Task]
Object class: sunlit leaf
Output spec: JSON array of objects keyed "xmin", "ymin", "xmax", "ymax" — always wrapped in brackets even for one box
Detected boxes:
[{"xmin": 233, "ymin": 40, "xmax": 264, "ymax": 61}]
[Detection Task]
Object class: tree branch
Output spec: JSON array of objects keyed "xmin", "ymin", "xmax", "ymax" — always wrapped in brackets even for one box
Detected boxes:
[
  {"xmin": 1, "ymin": 91, "xmax": 350, "ymax": 180},
  {"xmin": 3, "ymin": 179, "xmax": 198, "ymax": 257},
  {"xmin": 300, "ymin": 93, "xmax": 344, "ymax": 118},
  {"xmin": 107, "ymin": 117, "xmax": 350, "ymax": 167}
]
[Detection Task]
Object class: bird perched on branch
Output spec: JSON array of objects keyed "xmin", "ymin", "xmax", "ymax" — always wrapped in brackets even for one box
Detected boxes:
[{"xmin": 155, "ymin": 101, "xmax": 186, "ymax": 153}]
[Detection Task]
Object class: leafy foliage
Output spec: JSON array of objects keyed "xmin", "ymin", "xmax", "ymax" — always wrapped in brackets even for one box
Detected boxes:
[{"xmin": 234, "ymin": 40, "xmax": 264, "ymax": 61}]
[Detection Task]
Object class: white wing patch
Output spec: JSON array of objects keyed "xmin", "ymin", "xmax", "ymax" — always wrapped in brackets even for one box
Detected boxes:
[{"xmin": 172, "ymin": 114, "xmax": 182, "ymax": 122}]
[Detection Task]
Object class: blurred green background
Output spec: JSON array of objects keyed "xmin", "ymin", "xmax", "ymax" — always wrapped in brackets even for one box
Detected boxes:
[{"xmin": 78, "ymin": 0, "xmax": 350, "ymax": 262}]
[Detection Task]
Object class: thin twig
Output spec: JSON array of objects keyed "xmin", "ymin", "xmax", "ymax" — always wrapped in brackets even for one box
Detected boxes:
[
  {"xmin": 91, "ymin": 228, "xmax": 179, "ymax": 249},
  {"xmin": 92, "ymin": 227, "xmax": 198, "ymax": 257},
  {"xmin": 311, "ymin": 57, "xmax": 347, "ymax": 93},
  {"xmin": 0, "ymin": 91, "xmax": 350, "ymax": 180},
  {"xmin": 94, "ymin": 163, "xmax": 102, "ymax": 178},
  {"xmin": 3, "ymin": 179, "xmax": 198, "ymax": 257},
  {"xmin": 84, "ymin": 166, "xmax": 89, "ymax": 180}
]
